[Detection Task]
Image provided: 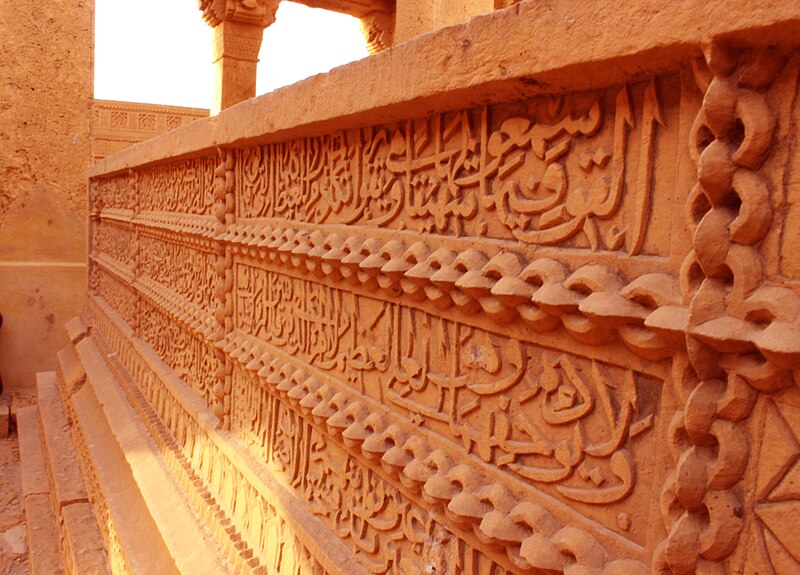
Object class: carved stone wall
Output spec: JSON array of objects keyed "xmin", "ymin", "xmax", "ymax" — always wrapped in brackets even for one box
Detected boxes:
[
  {"xmin": 84, "ymin": 2, "xmax": 800, "ymax": 574},
  {"xmin": 93, "ymin": 100, "xmax": 209, "ymax": 162}
]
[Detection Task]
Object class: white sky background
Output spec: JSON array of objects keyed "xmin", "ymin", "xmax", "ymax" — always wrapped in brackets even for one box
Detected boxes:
[{"xmin": 94, "ymin": 1, "xmax": 369, "ymax": 109}]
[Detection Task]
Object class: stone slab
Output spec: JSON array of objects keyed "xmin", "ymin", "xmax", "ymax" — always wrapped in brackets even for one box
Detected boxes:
[
  {"xmin": 36, "ymin": 371, "xmax": 88, "ymax": 508},
  {"xmin": 70, "ymin": 372, "xmax": 180, "ymax": 575},
  {"xmin": 64, "ymin": 316, "xmax": 88, "ymax": 345},
  {"xmin": 61, "ymin": 502, "xmax": 109, "ymax": 575},
  {"xmin": 57, "ymin": 343, "xmax": 86, "ymax": 395},
  {"xmin": 16, "ymin": 405, "xmax": 49, "ymax": 497},
  {"xmin": 24, "ymin": 493, "xmax": 65, "ymax": 575}
]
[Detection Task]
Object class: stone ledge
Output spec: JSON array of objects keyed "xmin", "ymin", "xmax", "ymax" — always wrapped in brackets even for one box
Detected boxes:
[
  {"xmin": 57, "ymin": 344, "xmax": 86, "ymax": 396},
  {"xmin": 69, "ymin": 372, "xmax": 174, "ymax": 575},
  {"xmin": 23, "ymin": 493, "xmax": 64, "ymax": 575},
  {"xmin": 16, "ymin": 406, "xmax": 48, "ymax": 498},
  {"xmin": 17, "ymin": 405, "xmax": 64, "ymax": 575},
  {"xmin": 65, "ymin": 316, "xmax": 89, "ymax": 344}
]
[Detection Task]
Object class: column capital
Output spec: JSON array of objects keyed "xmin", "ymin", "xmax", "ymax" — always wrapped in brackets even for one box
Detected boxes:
[
  {"xmin": 360, "ymin": 10, "xmax": 395, "ymax": 54},
  {"xmin": 198, "ymin": 0, "xmax": 280, "ymax": 29},
  {"xmin": 198, "ymin": 0, "xmax": 280, "ymax": 114}
]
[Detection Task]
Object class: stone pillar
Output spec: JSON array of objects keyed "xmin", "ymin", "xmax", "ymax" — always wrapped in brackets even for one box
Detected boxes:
[{"xmin": 198, "ymin": 0, "xmax": 279, "ymax": 115}]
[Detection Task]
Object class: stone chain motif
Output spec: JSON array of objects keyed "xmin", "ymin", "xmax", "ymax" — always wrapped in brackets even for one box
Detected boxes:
[{"xmin": 654, "ymin": 44, "xmax": 798, "ymax": 574}]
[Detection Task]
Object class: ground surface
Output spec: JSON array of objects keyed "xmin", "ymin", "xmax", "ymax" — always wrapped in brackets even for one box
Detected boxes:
[{"xmin": 0, "ymin": 429, "xmax": 28, "ymax": 575}]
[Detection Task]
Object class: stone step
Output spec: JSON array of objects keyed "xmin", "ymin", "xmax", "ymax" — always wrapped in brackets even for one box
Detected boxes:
[
  {"xmin": 16, "ymin": 405, "xmax": 64, "ymax": 575},
  {"xmin": 61, "ymin": 502, "xmax": 111, "ymax": 575},
  {"xmin": 72, "ymin": 334, "xmax": 233, "ymax": 575},
  {"xmin": 36, "ymin": 372, "xmax": 88, "ymax": 508},
  {"xmin": 34, "ymin": 373, "xmax": 110, "ymax": 575},
  {"xmin": 64, "ymin": 315, "xmax": 89, "ymax": 344},
  {"xmin": 24, "ymin": 494, "xmax": 65, "ymax": 575},
  {"xmin": 57, "ymin": 343, "xmax": 85, "ymax": 396},
  {"xmin": 16, "ymin": 406, "xmax": 48, "ymax": 498}
]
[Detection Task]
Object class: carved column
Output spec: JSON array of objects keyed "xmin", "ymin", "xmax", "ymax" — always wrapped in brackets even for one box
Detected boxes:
[{"xmin": 198, "ymin": 0, "xmax": 279, "ymax": 115}]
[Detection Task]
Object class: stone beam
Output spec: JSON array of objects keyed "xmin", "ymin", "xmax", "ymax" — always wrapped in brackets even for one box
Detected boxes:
[
  {"xmin": 288, "ymin": 0, "xmax": 391, "ymax": 18},
  {"xmin": 198, "ymin": 0, "xmax": 280, "ymax": 114},
  {"xmin": 289, "ymin": 0, "xmax": 395, "ymax": 54}
]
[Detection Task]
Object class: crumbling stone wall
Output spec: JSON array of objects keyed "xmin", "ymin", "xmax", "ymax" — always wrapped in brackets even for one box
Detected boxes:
[{"xmin": 0, "ymin": 0, "xmax": 93, "ymax": 389}]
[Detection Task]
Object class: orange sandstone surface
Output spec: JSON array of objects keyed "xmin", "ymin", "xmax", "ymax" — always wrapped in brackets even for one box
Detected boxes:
[{"xmin": 7, "ymin": 1, "xmax": 800, "ymax": 575}]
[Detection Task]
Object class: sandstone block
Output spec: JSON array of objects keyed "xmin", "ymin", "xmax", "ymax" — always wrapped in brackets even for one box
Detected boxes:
[
  {"xmin": 24, "ymin": 493, "xmax": 64, "ymax": 575},
  {"xmin": 36, "ymin": 372, "xmax": 88, "ymax": 508},
  {"xmin": 16, "ymin": 406, "xmax": 48, "ymax": 497}
]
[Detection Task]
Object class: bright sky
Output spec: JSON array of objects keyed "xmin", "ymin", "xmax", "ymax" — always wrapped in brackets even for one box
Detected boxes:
[{"xmin": 94, "ymin": 1, "xmax": 368, "ymax": 109}]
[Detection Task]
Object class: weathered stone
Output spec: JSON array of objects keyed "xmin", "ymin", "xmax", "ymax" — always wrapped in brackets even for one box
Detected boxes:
[
  {"xmin": 16, "ymin": 406, "xmax": 48, "ymax": 497},
  {"xmin": 23, "ymin": 493, "xmax": 63, "ymax": 575},
  {"xmin": 0, "ymin": 0, "xmax": 92, "ymax": 392}
]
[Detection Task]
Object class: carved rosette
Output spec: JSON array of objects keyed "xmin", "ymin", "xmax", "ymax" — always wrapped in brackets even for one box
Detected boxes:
[{"xmin": 655, "ymin": 43, "xmax": 800, "ymax": 574}]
